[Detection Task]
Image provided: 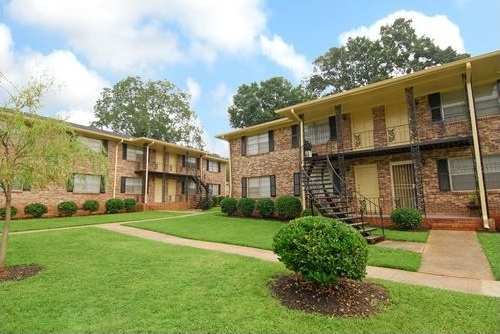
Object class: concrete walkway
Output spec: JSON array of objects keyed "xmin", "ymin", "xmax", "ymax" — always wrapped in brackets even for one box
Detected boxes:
[{"xmin": 96, "ymin": 224, "xmax": 500, "ymax": 298}]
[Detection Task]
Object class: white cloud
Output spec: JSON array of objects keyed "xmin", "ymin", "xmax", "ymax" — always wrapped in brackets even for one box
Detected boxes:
[
  {"xmin": 7, "ymin": 0, "xmax": 267, "ymax": 71},
  {"xmin": 259, "ymin": 35, "xmax": 312, "ymax": 81},
  {"xmin": 338, "ymin": 10, "xmax": 465, "ymax": 53},
  {"xmin": 186, "ymin": 77, "xmax": 201, "ymax": 105}
]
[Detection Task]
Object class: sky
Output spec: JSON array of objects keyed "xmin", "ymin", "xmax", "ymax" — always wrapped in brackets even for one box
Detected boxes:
[{"xmin": 0, "ymin": 0, "xmax": 499, "ymax": 157}]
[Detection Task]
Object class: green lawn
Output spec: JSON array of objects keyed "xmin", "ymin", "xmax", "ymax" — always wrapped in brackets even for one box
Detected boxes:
[
  {"xmin": 126, "ymin": 211, "xmax": 422, "ymax": 271},
  {"xmin": 1, "ymin": 228, "xmax": 498, "ymax": 333},
  {"xmin": 373, "ymin": 227, "xmax": 429, "ymax": 243},
  {"xmin": 0, "ymin": 210, "xmax": 189, "ymax": 232},
  {"xmin": 477, "ymin": 232, "xmax": 500, "ymax": 280}
]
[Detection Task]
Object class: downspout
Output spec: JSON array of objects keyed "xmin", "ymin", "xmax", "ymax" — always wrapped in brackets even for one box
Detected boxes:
[
  {"xmin": 113, "ymin": 139, "xmax": 124, "ymax": 198},
  {"xmin": 290, "ymin": 108, "xmax": 306, "ymax": 210},
  {"xmin": 144, "ymin": 140, "xmax": 155, "ymax": 206},
  {"xmin": 465, "ymin": 62, "xmax": 490, "ymax": 229}
]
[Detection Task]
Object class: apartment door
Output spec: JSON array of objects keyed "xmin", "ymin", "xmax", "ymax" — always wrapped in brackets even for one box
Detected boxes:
[
  {"xmin": 353, "ymin": 164, "xmax": 379, "ymax": 213},
  {"xmin": 154, "ymin": 178, "xmax": 163, "ymax": 203},
  {"xmin": 167, "ymin": 179, "xmax": 177, "ymax": 202},
  {"xmin": 391, "ymin": 162, "xmax": 417, "ymax": 209}
]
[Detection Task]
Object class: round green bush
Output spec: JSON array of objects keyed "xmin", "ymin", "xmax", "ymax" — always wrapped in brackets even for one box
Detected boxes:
[
  {"xmin": 216, "ymin": 196, "xmax": 225, "ymax": 206},
  {"xmin": 274, "ymin": 196, "xmax": 302, "ymax": 220},
  {"xmin": 301, "ymin": 208, "xmax": 314, "ymax": 217},
  {"xmin": 105, "ymin": 198, "xmax": 124, "ymax": 214},
  {"xmin": 237, "ymin": 197, "xmax": 255, "ymax": 217},
  {"xmin": 0, "ymin": 206, "xmax": 18, "ymax": 219},
  {"xmin": 272, "ymin": 216, "xmax": 368, "ymax": 286},
  {"xmin": 255, "ymin": 198, "xmax": 274, "ymax": 218},
  {"xmin": 24, "ymin": 203, "xmax": 48, "ymax": 218},
  {"xmin": 57, "ymin": 201, "xmax": 78, "ymax": 217},
  {"xmin": 199, "ymin": 196, "xmax": 214, "ymax": 210},
  {"xmin": 390, "ymin": 207, "xmax": 422, "ymax": 230},
  {"xmin": 123, "ymin": 198, "xmax": 137, "ymax": 212},
  {"xmin": 82, "ymin": 200, "xmax": 100, "ymax": 214},
  {"xmin": 220, "ymin": 197, "xmax": 237, "ymax": 216}
]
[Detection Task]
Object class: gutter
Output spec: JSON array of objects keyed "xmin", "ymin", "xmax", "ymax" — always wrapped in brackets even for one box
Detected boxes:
[
  {"xmin": 290, "ymin": 109, "xmax": 306, "ymax": 210},
  {"xmin": 143, "ymin": 140, "xmax": 155, "ymax": 205},
  {"xmin": 465, "ymin": 62, "xmax": 490, "ymax": 229}
]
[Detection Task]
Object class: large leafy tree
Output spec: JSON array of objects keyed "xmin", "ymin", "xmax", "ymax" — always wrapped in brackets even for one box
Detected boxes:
[
  {"xmin": 91, "ymin": 76, "xmax": 204, "ymax": 149},
  {"xmin": 306, "ymin": 18, "xmax": 470, "ymax": 96},
  {"xmin": 0, "ymin": 73, "xmax": 108, "ymax": 275},
  {"xmin": 228, "ymin": 77, "xmax": 313, "ymax": 128}
]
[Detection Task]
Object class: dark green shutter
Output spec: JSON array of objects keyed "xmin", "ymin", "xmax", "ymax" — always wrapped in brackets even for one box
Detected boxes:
[
  {"xmin": 100, "ymin": 175, "xmax": 106, "ymax": 193},
  {"xmin": 270, "ymin": 175, "xmax": 276, "ymax": 197},
  {"xmin": 429, "ymin": 92, "xmax": 442, "ymax": 122},
  {"xmin": 242, "ymin": 177, "xmax": 247, "ymax": 198},
  {"xmin": 329, "ymin": 116, "xmax": 337, "ymax": 140},
  {"xmin": 122, "ymin": 144, "xmax": 127, "ymax": 160},
  {"xmin": 291, "ymin": 125, "xmax": 299, "ymax": 148},
  {"xmin": 241, "ymin": 137, "xmax": 247, "ymax": 156},
  {"xmin": 437, "ymin": 159, "xmax": 451, "ymax": 191},
  {"xmin": 293, "ymin": 172, "xmax": 301, "ymax": 196},
  {"xmin": 67, "ymin": 174, "xmax": 74, "ymax": 192},
  {"xmin": 102, "ymin": 140, "xmax": 108, "ymax": 155},
  {"xmin": 120, "ymin": 177, "xmax": 126, "ymax": 193},
  {"xmin": 268, "ymin": 131, "xmax": 274, "ymax": 152}
]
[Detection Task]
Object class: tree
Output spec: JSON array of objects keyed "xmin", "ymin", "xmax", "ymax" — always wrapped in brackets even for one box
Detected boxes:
[
  {"xmin": 0, "ymin": 73, "xmax": 108, "ymax": 275},
  {"xmin": 228, "ymin": 77, "xmax": 313, "ymax": 128},
  {"xmin": 91, "ymin": 76, "xmax": 204, "ymax": 149},
  {"xmin": 306, "ymin": 18, "xmax": 470, "ymax": 96}
]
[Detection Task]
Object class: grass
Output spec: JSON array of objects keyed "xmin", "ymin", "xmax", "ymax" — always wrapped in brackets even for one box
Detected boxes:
[
  {"xmin": 373, "ymin": 227, "xmax": 429, "ymax": 243},
  {"xmin": 127, "ymin": 211, "xmax": 422, "ymax": 271},
  {"xmin": 1, "ymin": 228, "xmax": 499, "ymax": 333},
  {"xmin": 0, "ymin": 210, "xmax": 188, "ymax": 232},
  {"xmin": 477, "ymin": 232, "xmax": 500, "ymax": 280}
]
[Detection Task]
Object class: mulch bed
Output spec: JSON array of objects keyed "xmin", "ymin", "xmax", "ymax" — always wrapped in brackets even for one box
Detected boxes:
[
  {"xmin": 269, "ymin": 273, "xmax": 391, "ymax": 317},
  {"xmin": 0, "ymin": 264, "xmax": 44, "ymax": 282}
]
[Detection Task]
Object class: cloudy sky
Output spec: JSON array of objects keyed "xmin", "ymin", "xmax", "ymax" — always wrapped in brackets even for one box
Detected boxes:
[{"xmin": 1, "ymin": 0, "xmax": 498, "ymax": 157}]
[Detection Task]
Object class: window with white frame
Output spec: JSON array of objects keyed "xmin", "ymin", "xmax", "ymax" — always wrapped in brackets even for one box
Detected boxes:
[
  {"xmin": 208, "ymin": 183, "xmax": 220, "ymax": 195},
  {"xmin": 247, "ymin": 133, "xmax": 269, "ymax": 155},
  {"xmin": 121, "ymin": 177, "xmax": 143, "ymax": 194},
  {"xmin": 187, "ymin": 180, "xmax": 197, "ymax": 195},
  {"xmin": 449, "ymin": 155, "xmax": 500, "ymax": 191},
  {"xmin": 207, "ymin": 160, "xmax": 219, "ymax": 172},
  {"xmin": 126, "ymin": 145, "xmax": 143, "ymax": 162},
  {"xmin": 248, "ymin": 176, "xmax": 271, "ymax": 198},
  {"xmin": 73, "ymin": 174, "xmax": 103, "ymax": 193},
  {"xmin": 79, "ymin": 137, "xmax": 105, "ymax": 154},
  {"xmin": 185, "ymin": 156, "xmax": 198, "ymax": 169},
  {"xmin": 474, "ymin": 82, "xmax": 500, "ymax": 117},
  {"xmin": 304, "ymin": 120, "xmax": 329, "ymax": 144},
  {"xmin": 441, "ymin": 90, "xmax": 466, "ymax": 122}
]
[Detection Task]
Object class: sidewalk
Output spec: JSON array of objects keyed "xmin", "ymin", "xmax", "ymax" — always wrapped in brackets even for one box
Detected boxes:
[{"xmin": 97, "ymin": 224, "xmax": 500, "ymax": 297}]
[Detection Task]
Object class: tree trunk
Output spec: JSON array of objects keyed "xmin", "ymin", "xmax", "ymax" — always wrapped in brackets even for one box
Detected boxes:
[{"xmin": 0, "ymin": 189, "xmax": 12, "ymax": 275}]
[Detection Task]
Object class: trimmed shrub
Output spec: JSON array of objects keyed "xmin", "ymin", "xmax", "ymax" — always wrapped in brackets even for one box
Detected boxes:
[
  {"xmin": 255, "ymin": 198, "xmax": 275, "ymax": 218},
  {"xmin": 273, "ymin": 216, "xmax": 368, "ymax": 286},
  {"xmin": 24, "ymin": 203, "xmax": 48, "ymax": 218},
  {"xmin": 216, "ymin": 196, "xmax": 225, "ymax": 206},
  {"xmin": 274, "ymin": 196, "xmax": 302, "ymax": 220},
  {"xmin": 220, "ymin": 197, "xmax": 237, "ymax": 216},
  {"xmin": 105, "ymin": 198, "xmax": 124, "ymax": 214},
  {"xmin": 123, "ymin": 198, "xmax": 137, "ymax": 212},
  {"xmin": 390, "ymin": 207, "xmax": 422, "ymax": 230},
  {"xmin": 0, "ymin": 206, "xmax": 18, "ymax": 219},
  {"xmin": 57, "ymin": 201, "xmax": 78, "ymax": 217},
  {"xmin": 301, "ymin": 208, "xmax": 314, "ymax": 217},
  {"xmin": 82, "ymin": 200, "xmax": 100, "ymax": 214},
  {"xmin": 199, "ymin": 196, "xmax": 214, "ymax": 210},
  {"xmin": 237, "ymin": 197, "xmax": 255, "ymax": 217}
]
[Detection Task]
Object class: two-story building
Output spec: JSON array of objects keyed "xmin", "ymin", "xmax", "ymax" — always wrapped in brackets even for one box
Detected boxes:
[
  {"xmin": 6, "ymin": 121, "xmax": 227, "ymax": 216},
  {"xmin": 217, "ymin": 50, "xmax": 500, "ymax": 231}
]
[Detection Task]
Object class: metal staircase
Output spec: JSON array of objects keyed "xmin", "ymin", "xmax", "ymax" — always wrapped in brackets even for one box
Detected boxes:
[
  {"xmin": 189, "ymin": 176, "xmax": 210, "ymax": 209},
  {"xmin": 302, "ymin": 155, "xmax": 385, "ymax": 244}
]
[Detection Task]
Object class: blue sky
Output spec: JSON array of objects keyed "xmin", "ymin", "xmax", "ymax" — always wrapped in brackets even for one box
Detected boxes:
[{"xmin": 1, "ymin": 0, "xmax": 499, "ymax": 157}]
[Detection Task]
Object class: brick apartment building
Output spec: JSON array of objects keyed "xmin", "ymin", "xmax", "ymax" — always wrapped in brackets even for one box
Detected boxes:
[
  {"xmin": 4, "ymin": 121, "xmax": 227, "ymax": 217},
  {"xmin": 217, "ymin": 51, "xmax": 500, "ymax": 231}
]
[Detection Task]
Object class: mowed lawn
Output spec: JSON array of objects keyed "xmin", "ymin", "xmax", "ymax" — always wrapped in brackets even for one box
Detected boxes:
[{"xmin": 1, "ymin": 228, "xmax": 499, "ymax": 333}]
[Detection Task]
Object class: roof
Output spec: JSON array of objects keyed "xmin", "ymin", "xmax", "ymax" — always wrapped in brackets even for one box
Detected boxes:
[{"xmin": 216, "ymin": 50, "xmax": 500, "ymax": 140}]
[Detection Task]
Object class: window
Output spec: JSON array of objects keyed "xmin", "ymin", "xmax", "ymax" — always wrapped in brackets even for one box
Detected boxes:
[
  {"xmin": 441, "ymin": 90, "xmax": 466, "ymax": 121},
  {"xmin": 12, "ymin": 175, "xmax": 30, "ymax": 192},
  {"xmin": 79, "ymin": 137, "xmax": 107, "ymax": 154},
  {"xmin": 246, "ymin": 132, "xmax": 271, "ymax": 155},
  {"xmin": 208, "ymin": 183, "xmax": 221, "ymax": 195},
  {"xmin": 124, "ymin": 145, "xmax": 143, "ymax": 162},
  {"xmin": 305, "ymin": 120, "xmax": 330, "ymax": 144},
  {"xmin": 72, "ymin": 174, "xmax": 104, "ymax": 193},
  {"xmin": 207, "ymin": 160, "xmax": 220, "ymax": 172},
  {"xmin": 445, "ymin": 155, "xmax": 500, "ymax": 191},
  {"xmin": 184, "ymin": 156, "xmax": 198, "ymax": 169},
  {"xmin": 429, "ymin": 92, "xmax": 443, "ymax": 122},
  {"xmin": 187, "ymin": 180, "xmax": 197, "ymax": 195},
  {"xmin": 293, "ymin": 173, "xmax": 301, "ymax": 196},
  {"xmin": 120, "ymin": 177, "xmax": 143, "ymax": 194},
  {"xmin": 474, "ymin": 82, "xmax": 500, "ymax": 117},
  {"xmin": 242, "ymin": 175, "xmax": 276, "ymax": 198}
]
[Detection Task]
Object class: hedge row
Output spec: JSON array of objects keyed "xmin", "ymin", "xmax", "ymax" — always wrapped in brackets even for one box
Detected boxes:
[
  {"xmin": 0, "ymin": 198, "xmax": 137, "ymax": 219},
  {"xmin": 220, "ymin": 196, "xmax": 302, "ymax": 220}
]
